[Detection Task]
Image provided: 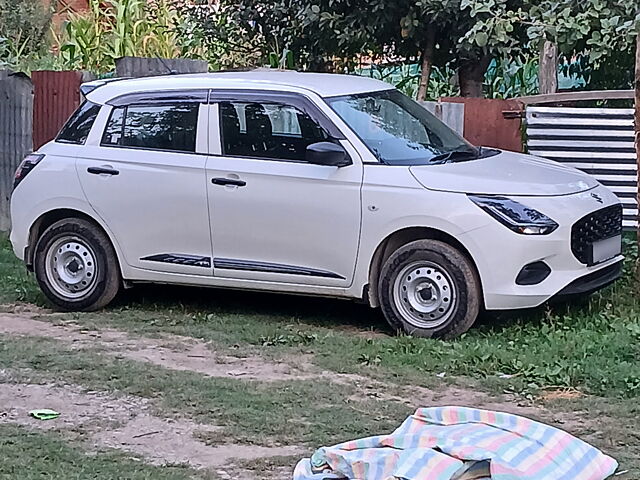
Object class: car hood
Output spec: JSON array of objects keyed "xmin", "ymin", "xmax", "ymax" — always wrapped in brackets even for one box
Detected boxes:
[{"xmin": 409, "ymin": 150, "xmax": 599, "ymax": 197}]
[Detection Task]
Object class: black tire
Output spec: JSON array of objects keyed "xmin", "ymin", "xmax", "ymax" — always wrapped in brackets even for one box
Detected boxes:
[
  {"xmin": 34, "ymin": 218, "xmax": 121, "ymax": 311},
  {"xmin": 378, "ymin": 239, "xmax": 481, "ymax": 339}
]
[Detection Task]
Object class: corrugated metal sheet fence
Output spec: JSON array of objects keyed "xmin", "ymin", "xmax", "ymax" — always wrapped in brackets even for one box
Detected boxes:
[
  {"xmin": 32, "ymin": 70, "xmax": 84, "ymax": 150},
  {"xmin": 527, "ymin": 106, "xmax": 637, "ymax": 229},
  {"xmin": 0, "ymin": 71, "xmax": 33, "ymax": 231}
]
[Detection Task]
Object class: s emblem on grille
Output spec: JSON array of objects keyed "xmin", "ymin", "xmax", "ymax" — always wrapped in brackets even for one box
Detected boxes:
[{"xmin": 591, "ymin": 193, "xmax": 603, "ymax": 204}]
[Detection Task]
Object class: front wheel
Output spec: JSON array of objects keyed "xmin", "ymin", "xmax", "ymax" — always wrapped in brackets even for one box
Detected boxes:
[
  {"xmin": 34, "ymin": 218, "xmax": 121, "ymax": 311},
  {"xmin": 378, "ymin": 239, "xmax": 481, "ymax": 339}
]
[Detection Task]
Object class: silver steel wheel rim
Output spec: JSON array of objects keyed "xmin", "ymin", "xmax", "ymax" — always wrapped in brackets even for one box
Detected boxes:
[
  {"xmin": 393, "ymin": 261, "xmax": 457, "ymax": 329},
  {"xmin": 45, "ymin": 236, "xmax": 98, "ymax": 299}
]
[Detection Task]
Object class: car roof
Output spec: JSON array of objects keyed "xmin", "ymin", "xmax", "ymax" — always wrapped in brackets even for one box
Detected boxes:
[{"xmin": 86, "ymin": 70, "xmax": 394, "ymax": 105}]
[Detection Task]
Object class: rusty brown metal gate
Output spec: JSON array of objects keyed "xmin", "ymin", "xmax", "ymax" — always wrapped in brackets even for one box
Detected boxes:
[
  {"xmin": 441, "ymin": 97, "xmax": 524, "ymax": 152},
  {"xmin": 32, "ymin": 70, "xmax": 84, "ymax": 150}
]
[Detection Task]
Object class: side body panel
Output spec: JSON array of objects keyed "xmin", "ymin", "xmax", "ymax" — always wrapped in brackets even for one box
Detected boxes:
[{"xmin": 9, "ymin": 142, "xmax": 124, "ymax": 264}]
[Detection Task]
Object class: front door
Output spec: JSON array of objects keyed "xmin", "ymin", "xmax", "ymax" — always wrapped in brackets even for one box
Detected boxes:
[
  {"xmin": 206, "ymin": 93, "xmax": 362, "ymax": 287},
  {"xmin": 77, "ymin": 95, "xmax": 212, "ymax": 276}
]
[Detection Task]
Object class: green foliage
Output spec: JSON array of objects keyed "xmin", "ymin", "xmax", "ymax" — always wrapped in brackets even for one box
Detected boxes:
[
  {"xmin": 464, "ymin": 0, "xmax": 640, "ymax": 70},
  {"xmin": 526, "ymin": 0, "xmax": 640, "ymax": 62},
  {"xmin": 172, "ymin": 0, "xmax": 263, "ymax": 70},
  {"xmin": 452, "ymin": 0, "xmax": 640, "ymax": 93},
  {"xmin": 362, "ymin": 55, "xmax": 538, "ymax": 100},
  {"xmin": 559, "ymin": 51, "xmax": 635, "ymax": 91},
  {"xmin": 459, "ymin": 0, "xmax": 526, "ymax": 54},
  {"xmin": 0, "ymin": 0, "xmax": 54, "ymax": 71},
  {"xmin": 60, "ymin": 0, "xmax": 200, "ymax": 73},
  {"xmin": 359, "ymin": 63, "xmax": 459, "ymax": 99},
  {"xmin": 183, "ymin": 0, "xmax": 381, "ymax": 71},
  {"xmin": 485, "ymin": 55, "xmax": 539, "ymax": 98}
]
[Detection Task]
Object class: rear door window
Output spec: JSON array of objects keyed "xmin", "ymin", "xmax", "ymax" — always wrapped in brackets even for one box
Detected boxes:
[
  {"xmin": 56, "ymin": 101, "xmax": 101, "ymax": 145},
  {"xmin": 101, "ymin": 103, "xmax": 200, "ymax": 153}
]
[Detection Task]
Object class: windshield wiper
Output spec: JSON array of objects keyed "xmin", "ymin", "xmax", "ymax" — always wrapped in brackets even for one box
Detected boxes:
[{"xmin": 429, "ymin": 147, "xmax": 480, "ymax": 164}]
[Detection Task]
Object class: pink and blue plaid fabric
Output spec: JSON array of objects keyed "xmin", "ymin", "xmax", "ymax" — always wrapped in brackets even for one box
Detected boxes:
[{"xmin": 293, "ymin": 406, "xmax": 618, "ymax": 480}]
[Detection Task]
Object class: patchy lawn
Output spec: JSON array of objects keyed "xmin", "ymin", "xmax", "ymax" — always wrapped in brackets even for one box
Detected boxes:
[
  {"xmin": 0, "ymin": 235, "xmax": 638, "ymax": 477},
  {"xmin": 0, "ymin": 424, "xmax": 199, "ymax": 480}
]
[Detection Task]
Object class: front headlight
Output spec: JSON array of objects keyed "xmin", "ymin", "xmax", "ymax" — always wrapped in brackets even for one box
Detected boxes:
[{"xmin": 468, "ymin": 195, "xmax": 558, "ymax": 235}]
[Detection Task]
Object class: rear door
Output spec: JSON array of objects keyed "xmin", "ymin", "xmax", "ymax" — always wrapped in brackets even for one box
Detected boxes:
[{"xmin": 76, "ymin": 90, "xmax": 213, "ymax": 275}]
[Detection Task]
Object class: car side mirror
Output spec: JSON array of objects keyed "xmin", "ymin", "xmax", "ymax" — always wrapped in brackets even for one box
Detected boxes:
[{"xmin": 306, "ymin": 142, "xmax": 351, "ymax": 167}]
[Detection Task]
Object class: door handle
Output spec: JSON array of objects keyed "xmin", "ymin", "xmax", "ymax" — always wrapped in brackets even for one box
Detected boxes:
[
  {"xmin": 211, "ymin": 177, "xmax": 246, "ymax": 187},
  {"xmin": 88, "ymin": 166, "xmax": 119, "ymax": 176}
]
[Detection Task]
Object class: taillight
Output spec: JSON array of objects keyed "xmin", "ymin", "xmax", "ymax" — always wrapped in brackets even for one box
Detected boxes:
[{"xmin": 14, "ymin": 154, "xmax": 44, "ymax": 189}]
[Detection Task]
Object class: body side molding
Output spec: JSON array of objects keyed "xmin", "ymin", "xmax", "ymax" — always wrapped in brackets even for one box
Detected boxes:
[{"xmin": 213, "ymin": 258, "xmax": 345, "ymax": 279}]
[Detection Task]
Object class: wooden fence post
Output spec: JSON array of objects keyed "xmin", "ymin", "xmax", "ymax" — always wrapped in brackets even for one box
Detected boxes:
[{"xmin": 539, "ymin": 40, "xmax": 558, "ymax": 95}]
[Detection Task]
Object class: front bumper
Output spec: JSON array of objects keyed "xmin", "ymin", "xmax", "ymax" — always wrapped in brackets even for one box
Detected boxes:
[
  {"xmin": 555, "ymin": 260, "xmax": 622, "ymax": 297},
  {"xmin": 458, "ymin": 184, "xmax": 623, "ymax": 310}
]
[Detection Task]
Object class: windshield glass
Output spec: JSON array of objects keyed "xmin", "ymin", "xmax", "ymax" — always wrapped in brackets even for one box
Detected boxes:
[{"xmin": 326, "ymin": 89, "xmax": 477, "ymax": 165}]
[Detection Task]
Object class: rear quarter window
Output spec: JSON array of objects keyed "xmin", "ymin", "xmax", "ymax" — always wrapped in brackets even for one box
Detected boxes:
[{"xmin": 56, "ymin": 101, "xmax": 101, "ymax": 145}]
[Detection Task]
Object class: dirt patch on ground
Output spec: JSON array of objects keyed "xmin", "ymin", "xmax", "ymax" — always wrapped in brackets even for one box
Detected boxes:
[
  {"xmin": 348, "ymin": 380, "xmax": 597, "ymax": 441},
  {"xmin": 0, "ymin": 381, "xmax": 303, "ymax": 469},
  {"xmin": 0, "ymin": 313, "xmax": 317, "ymax": 382},
  {"xmin": 0, "ymin": 302, "xmax": 52, "ymax": 315},
  {"xmin": 1, "ymin": 309, "xmax": 627, "ymax": 475},
  {"xmin": 0, "ymin": 311, "xmax": 604, "ymax": 440},
  {"xmin": 539, "ymin": 387, "xmax": 585, "ymax": 401}
]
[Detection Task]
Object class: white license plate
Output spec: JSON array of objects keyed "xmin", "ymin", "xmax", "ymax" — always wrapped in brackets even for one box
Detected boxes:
[{"xmin": 591, "ymin": 235, "xmax": 622, "ymax": 264}]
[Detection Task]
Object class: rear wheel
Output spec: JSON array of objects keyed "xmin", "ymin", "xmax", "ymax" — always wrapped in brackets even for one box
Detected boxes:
[
  {"xmin": 34, "ymin": 218, "xmax": 120, "ymax": 311},
  {"xmin": 378, "ymin": 239, "xmax": 480, "ymax": 339}
]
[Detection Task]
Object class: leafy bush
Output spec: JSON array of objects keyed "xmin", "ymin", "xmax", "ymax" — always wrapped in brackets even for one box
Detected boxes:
[
  {"xmin": 58, "ymin": 0, "xmax": 206, "ymax": 73},
  {"xmin": 0, "ymin": 0, "xmax": 53, "ymax": 71}
]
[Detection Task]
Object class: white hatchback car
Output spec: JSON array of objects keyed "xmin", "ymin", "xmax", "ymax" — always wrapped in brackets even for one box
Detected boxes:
[{"xmin": 11, "ymin": 72, "xmax": 623, "ymax": 338}]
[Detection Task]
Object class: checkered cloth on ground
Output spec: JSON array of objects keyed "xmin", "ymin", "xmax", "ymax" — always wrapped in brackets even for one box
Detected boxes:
[{"xmin": 293, "ymin": 406, "xmax": 618, "ymax": 480}]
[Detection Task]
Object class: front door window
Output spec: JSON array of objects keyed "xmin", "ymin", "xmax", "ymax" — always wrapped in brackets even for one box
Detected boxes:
[{"xmin": 220, "ymin": 101, "xmax": 329, "ymax": 161}]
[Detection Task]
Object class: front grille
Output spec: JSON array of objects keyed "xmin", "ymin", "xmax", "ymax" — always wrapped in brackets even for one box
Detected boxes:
[{"xmin": 571, "ymin": 204, "xmax": 622, "ymax": 264}]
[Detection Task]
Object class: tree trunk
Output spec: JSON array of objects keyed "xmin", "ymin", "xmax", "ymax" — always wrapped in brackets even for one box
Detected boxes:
[
  {"xmin": 539, "ymin": 40, "xmax": 558, "ymax": 94},
  {"xmin": 416, "ymin": 28, "xmax": 436, "ymax": 102},
  {"xmin": 458, "ymin": 56, "xmax": 491, "ymax": 97}
]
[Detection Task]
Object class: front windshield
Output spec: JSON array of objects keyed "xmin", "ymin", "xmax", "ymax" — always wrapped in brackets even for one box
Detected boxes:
[{"xmin": 326, "ymin": 89, "xmax": 477, "ymax": 165}]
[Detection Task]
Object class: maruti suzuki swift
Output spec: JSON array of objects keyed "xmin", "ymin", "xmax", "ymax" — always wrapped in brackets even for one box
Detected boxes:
[{"xmin": 10, "ymin": 71, "xmax": 623, "ymax": 338}]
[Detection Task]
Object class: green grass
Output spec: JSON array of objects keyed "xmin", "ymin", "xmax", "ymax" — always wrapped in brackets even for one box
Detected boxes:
[
  {"xmin": 60, "ymin": 261, "xmax": 640, "ymax": 399},
  {"xmin": 0, "ymin": 236, "xmax": 43, "ymax": 304},
  {"xmin": 2, "ymin": 234, "xmax": 640, "ymax": 473},
  {"xmin": 0, "ymin": 424, "xmax": 198, "ymax": 480},
  {"xmin": 0, "ymin": 336, "xmax": 411, "ymax": 446},
  {"xmin": 2, "ymin": 234, "xmax": 639, "ymax": 398}
]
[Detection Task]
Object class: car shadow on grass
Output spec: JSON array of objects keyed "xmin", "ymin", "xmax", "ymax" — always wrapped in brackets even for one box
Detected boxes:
[
  {"xmin": 113, "ymin": 283, "xmax": 394, "ymax": 334},
  {"xmin": 110, "ymin": 282, "xmax": 591, "ymax": 340}
]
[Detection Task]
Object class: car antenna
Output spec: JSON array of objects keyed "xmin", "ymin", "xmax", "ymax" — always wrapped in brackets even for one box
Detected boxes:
[{"xmin": 156, "ymin": 56, "xmax": 178, "ymax": 75}]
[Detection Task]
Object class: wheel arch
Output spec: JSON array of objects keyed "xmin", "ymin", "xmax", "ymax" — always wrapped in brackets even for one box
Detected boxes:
[
  {"xmin": 366, "ymin": 226, "xmax": 483, "ymax": 308},
  {"xmin": 25, "ymin": 208, "xmax": 119, "ymax": 269}
]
